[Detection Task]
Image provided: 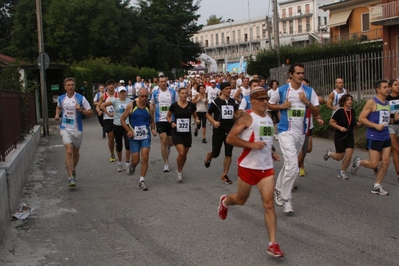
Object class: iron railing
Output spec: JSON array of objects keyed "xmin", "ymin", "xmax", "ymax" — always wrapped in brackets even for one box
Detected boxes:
[{"xmin": 0, "ymin": 90, "xmax": 37, "ymax": 161}]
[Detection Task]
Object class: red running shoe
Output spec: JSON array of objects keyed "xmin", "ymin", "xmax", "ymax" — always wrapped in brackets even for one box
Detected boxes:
[
  {"xmin": 267, "ymin": 242, "xmax": 284, "ymax": 257},
  {"xmin": 217, "ymin": 195, "xmax": 228, "ymax": 220}
]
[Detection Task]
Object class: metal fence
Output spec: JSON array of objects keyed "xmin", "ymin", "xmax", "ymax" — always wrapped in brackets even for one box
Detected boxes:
[
  {"xmin": 269, "ymin": 50, "xmax": 399, "ymax": 107},
  {"xmin": 0, "ymin": 90, "xmax": 37, "ymax": 161}
]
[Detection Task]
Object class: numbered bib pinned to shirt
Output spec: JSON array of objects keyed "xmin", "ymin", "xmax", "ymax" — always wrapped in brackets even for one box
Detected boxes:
[
  {"xmin": 176, "ymin": 118, "xmax": 190, "ymax": 132},
  {"xmin": 221, "ymin": 105, "xmax": 234, "ymax": 119},
  {"xmin": 134, "ymin": 125, "xmax": 148, "ymax": 140}
]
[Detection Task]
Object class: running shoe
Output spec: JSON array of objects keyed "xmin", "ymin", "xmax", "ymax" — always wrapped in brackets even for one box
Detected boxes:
[
  {"xmin": 351, "ymin": 156, "xmax": 361, "ymax": 175},
  {"xmin": 202, "ymin": 138, "xmax": 207, "ymax": 144},
  {"xmin": 204, "ymin": 155, "xmax": 211, "ymax": 168},
  {"xmin": 221, "ymin": 175, "xmax": 233, "ymax": 185},
  {"xmin": 337, "ymin": 171, "xmax": 348, "ymax": 180},
  {"xmin": 370, "ymin": 185, "xmax": 388, "ymax": 196},
  {"xmin": 323, "ymin": 148, "xmax": 331, "ymax": 161},
  {"xmin": 299, "ymin": 168, "xmax": 305, "ymax": 176},
  {"xmin": 102, "ymin": 132, "xmax": 106, "ymax": 138},
  {"xmin": 163, "ymin": 164, "xmax": 170, "ymax": 172},
  {"xmin": 274, "ymin": 189, "xmax": 283, "ymax": 206},
  {"xmin": 117, "ymin": 162, "xmax": 123, "ymax": 172},
  {"xmin": 177, "ymin": 172, "xmax": 183, "ymax": 182},
  {"xmin": 194, "ymin": 128, "xmax": 198, "ymax": 137},
  {"xmin": 127, "ymin": 164, "xmax": 135, "ymax": 175},
  {"xmin": 217, "ymin": 195, "xmax": 228, "ymax": 220},
  {"xmin": 68, "ymin": 177, "xmax": 76, "ymax": 187},
  {"xmin": 267, "ymin": 242, "xmax": 284, "ymax": 257},
  {"xmin": 139, "ymin": 181, "xmax": 148, "ymax": 191},
  {"xmin": 283, "ymin": 200, "xmax": 294, "ymax": 214},
  {"xmin": 110, "ymin": 154, "xmax": 116, "ymax": 162}
]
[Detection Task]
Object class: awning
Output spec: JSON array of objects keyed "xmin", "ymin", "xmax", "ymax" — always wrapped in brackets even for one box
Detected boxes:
[{"xmin": 327, "ymin": 9, "xmax": 352, "ymax": 27}]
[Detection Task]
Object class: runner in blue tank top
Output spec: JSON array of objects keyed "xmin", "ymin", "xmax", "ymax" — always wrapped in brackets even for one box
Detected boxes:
[{"xmin": 351, "ymin": 80, "xmax": 391, "ymax": 196}]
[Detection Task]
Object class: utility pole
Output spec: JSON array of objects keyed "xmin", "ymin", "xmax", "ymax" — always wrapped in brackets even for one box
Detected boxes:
[
  {"xmin": 266, "ymin": 16, "xmax": 272, "ymax": 50},
  {"xmin": 36, "ymin": 0, "xmax": 49, "ymax": 136},
  {"xmin": 247, "ymin": 0, "xmax": 252, "ymax": 54},
  {"xmin": 272, "ymin": 0, "xmax": 281, "ymax": 66}
]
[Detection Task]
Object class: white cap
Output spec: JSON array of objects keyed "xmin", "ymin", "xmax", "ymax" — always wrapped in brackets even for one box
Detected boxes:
[
  {"xmin": 118, "ymin": 87, "xmax": 127, "ymax": 92},
  {"xmin": 119, "ymin": 80, "xmax": 125, "ymax": 84},
  {"xmin": 210, "ymin": 79, "xmax": 216, "ymax": 83}
]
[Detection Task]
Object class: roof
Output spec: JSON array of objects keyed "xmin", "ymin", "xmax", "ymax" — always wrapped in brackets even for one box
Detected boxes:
[{"xmin": 0, "ymin": 53, "xmax": 17, "ymax": 67}]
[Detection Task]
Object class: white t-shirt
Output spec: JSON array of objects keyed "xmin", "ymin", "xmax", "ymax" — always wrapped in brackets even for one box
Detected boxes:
[{"xmin": 206, "ymin": 86, "xmax": 220, "ymax": 103}]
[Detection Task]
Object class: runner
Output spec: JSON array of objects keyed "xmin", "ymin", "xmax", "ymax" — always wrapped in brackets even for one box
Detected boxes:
[
  {"xmin": 323, "ymin": 94, "xmax": 361, "ymax": 180},
  {"xmin": 101, "ymin": 87, "xmax": 132, "ymax": 172},
  {"xmin": 121, "ymin": 88, "xmax": 156, "ymax": 191},
  {"xmin": 204, "ymin": 82, "xmax": 238, "ymax": 184},
  {"xmin": 191, "ymin": 84, "xmax": 208, "ymax": 143},
  {"xmin": 96, "ymin": 79, "xmax": 118, "ymax": 162},
  {"xmin": 93, "ymin": 84, "xmax": 106, "ymax": 138},
  {"xmin": 351, "ymin": 80, "xmax": 391, "ymax": 195},
  {"xmin": 55, "ymin": 77, "xmax": 93, "ymax": 187},
  {"xmin": 218, "ymin": 88, "xmax": 284, "ymax": 258},
  {"xmin": 387, "ymin": 79, "xmax": 399, "ymax": 182},
  {"xmin": 166, "ymin": 88, "xmax": 200, "ymax": 182},
  {"xmin": 326, "ymin": 78, "xmax": 347, "ymax": 112},
  {"xmin": 150, "ymin": 75, "xmax": 178, "ymax": 172},
  {"xmin": 268, "ymin": 63, "xmax": 320, "ymax": 214}
]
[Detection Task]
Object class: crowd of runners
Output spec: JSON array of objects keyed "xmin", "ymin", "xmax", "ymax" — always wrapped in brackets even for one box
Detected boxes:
[{"xmin": 54, "ymin": 63, "xmax": 399, "ymax": 259}]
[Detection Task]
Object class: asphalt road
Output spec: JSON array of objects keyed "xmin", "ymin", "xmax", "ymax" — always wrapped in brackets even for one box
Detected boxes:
[{"xmin": 1, "ymin": 117, "xmax": 398, "ymax": 266}]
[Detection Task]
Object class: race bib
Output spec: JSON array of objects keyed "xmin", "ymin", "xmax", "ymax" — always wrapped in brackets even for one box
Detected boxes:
[
  {"xmin": 221, "ymin": 105, "xmax": 234, "ymax": 119},
  {"xmin": 134, "ymin": 125, "xmax": 148, "ymax": 140},
  {"xmin": 176, "ymin": 118, "xmax": 190, "ymax": 132},
  {"xmin": 61, "ymin": 106, "xmax": 75, "ymax": 130},
  {"xmin": 379, "ymin": 110, "xmax": 390, "ymax": 125},
  {"xmin": 288, "ymin": 108, "xmax": 305, "ymax": 121},
  {"xmin": 389, "ymin": 100, "xmax": 399, "ymax": 114}
]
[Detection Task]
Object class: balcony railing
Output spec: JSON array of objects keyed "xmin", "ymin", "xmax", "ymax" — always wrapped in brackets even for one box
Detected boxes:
[
  {"xmin": 330, "ymin": 29, "xmax": 382, "ymax": 43},
  {"xmin": 370, "ymin": 1, "xmax": 399, "ymax": 23}
]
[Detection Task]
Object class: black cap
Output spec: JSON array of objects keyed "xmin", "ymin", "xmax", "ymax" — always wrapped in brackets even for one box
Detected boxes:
[{"xmin": 220, "ymin": 82, "xmax": 231, "ymax": 90}]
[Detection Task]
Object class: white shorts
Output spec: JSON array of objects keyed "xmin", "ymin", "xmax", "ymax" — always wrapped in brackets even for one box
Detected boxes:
[{"xmin": 60, "ymin": 130, "xmax": 83, "ymax": 148}]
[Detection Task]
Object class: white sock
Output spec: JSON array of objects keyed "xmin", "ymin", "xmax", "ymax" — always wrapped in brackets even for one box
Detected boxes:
[
  {"xmin": 327, "ymin": 151, "xmax": 331, "ymax": 157},
  {"xmin": 222, "ymin": 199, "xmax": 228, "ymax": 208},
  {"xmin": 139, "ymin": 176, "xmax": 145, "ymax": 182},
  {"xmin": 356, "ymin": 160, "xmax": 361, "ymax": 167},
  {"xmin": 374, "ymin": 183, "xmax": 380, "ymax": 188}
]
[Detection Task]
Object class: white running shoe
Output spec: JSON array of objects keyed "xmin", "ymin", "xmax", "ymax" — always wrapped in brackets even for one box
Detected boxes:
[
  {"xmin": 283, "ymin": 200, "xmax": 294, "ymax": 214},
  {"xmin": 163, "ymin": 164, "xmax": 170, "ymax": 172}
]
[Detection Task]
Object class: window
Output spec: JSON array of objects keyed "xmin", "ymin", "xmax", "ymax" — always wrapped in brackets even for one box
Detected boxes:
[
  {"xmin": 318, "ymin": 16, "xmax": 321, "ymax": 26},
  {"xmin": 324, "ymin": 17, "xmax": 327, "ymax": 25},
  {"xmin": 282, "ymin": 8, "xmax": 286, "ymax": 18},
  {"xmin": 221, "ymin": 33, "xmax": 224, "ymax": 44},
  {"xmin": 298, "ymin": 19, "xmax": 302, "ymax": 33},
  {"xmin": 362, "ymin": 13, "xmax": 370, "ymax": 31},
  {"xmin": 238, "ymin": 30, "xmax": 241, "ymax": 41},
  {"xmin": 232, "ymin": 30, "xmax": 236, "ymax": 41},
  {"xmin": 297, "ymin": 5, "xmax": 302, "ymax": 14},
  {"xmin": 305, "ymin": 4, "xmax": 310, "ymax": 14},
  {"xmin": 289, "ymin": 7, "xmax": 293, "ymax": 16},
  {"xmin": 200, "ymin": 36, "xmax": 203, "ymax": 43},
  {"xmin": 306, "ymin": 17, "xmax": 310, "ymax": 32},
  {"xmin": 195, "ymin": 37, "xmax": 198, "ymax": 42},
  {"xmin": 283, "ymin": 21, "xmax": 287, "ymax": 33},
  {"xmin": 289, "ymin": 20, "xmax": 293, "ymax": 34},
  {"xmin": 244, "ymin": 33, "xmax": 248, "ymax": 42},
  {"xmin": 256, "ymin": 26, "xmax": 260, "ymax": 39},
  {"xmin": 215, "ymin": 34, "xmax": 219, "ymax": 45},
  {"xmin": 226, "ymin": 36, "xmax": 230, "ymax": 44},
  {"xmin": 205, "ymin": 40, "xmax": 208, "ymax": 47}
]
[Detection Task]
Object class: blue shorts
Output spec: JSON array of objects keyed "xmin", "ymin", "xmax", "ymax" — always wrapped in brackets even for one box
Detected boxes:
[
  {"xmin": 366, "ymin": 138, "xmax": 391, "ymax": 152},
  {"xmin": 129, "ymin": 136, "xmax": 151, "ymax": 153}
]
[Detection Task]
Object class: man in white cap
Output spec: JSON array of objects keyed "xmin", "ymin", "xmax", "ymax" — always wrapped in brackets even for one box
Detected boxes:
[
  {"xmin": 118, "ymin": 80, "xmax": 126, "ymax": 93},
  {"xmin": 206, "ymin": 79, "xmax": 220, "ymax": 109}
]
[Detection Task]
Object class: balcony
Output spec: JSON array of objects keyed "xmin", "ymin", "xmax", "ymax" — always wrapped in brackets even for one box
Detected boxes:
[
  {"xmin": 370, "ymin": 1, "xmax": 399, "ymax": 26},
  {"xmin": 329, "ymin": 29, "xmax": 382, "ymax": 43},
  {"xmin": 280, "ymin": 12, "xmax": 313, "ymax": 21}
]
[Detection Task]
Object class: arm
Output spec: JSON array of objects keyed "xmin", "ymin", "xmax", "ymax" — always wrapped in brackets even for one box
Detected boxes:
[
  {"xmin": 358, "ymin": 99, "xmax": 385, "ymax": 131},
  {"xmin": 329, "ymin": 116, "xmax": 347, "ymax": 132},
  {"xmin": 101, "ymin": 101, "xmax": 113, "ymax": 117},
  {"xmin": 166, "ymin": 110, "xmax": 176, "ymax": 128},
  {"xmin": 191, "ymin": 94, "xmax": 199, "ymax": 103},
  {"xmin": 318, "ymin": 95, "xmax": 326, "ymax": 105},
  {"xmin": 326, "ymin": 91, "xmax": 336, "ymax": 111},
  {"xmin": 96, "ymin": 94, "xmax": 104, "ymax": 115},
  {"xmin": 226, "ymin": 113, "xmax": 265, "ymax": 150},
  {"xmin": 54, "ymin": 105, "xmax": 62, "ymax": 120},
  {"xmin": 233, "ymin": 88, "xmax": 242, "ymax": 103},
  {"xmin": 121, "ymin": 103, "xmax": 134, "ymax": 138},
  {"xmin": 299, "ymin": 91, "xmax": 320, "ymax": 117}
]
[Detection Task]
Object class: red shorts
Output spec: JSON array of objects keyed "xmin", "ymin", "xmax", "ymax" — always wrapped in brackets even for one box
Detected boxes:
[{"xmin": 238, "ymin": 166, "xmax": 274, "ymax": 186}]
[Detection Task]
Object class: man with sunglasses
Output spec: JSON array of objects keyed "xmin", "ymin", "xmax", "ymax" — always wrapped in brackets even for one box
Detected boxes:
[
  {"xmin": 268, "ymin": 63, "xmax": 320, "ymax": 214},
  {"xmin": 218, "ymin": 88, "xmax": 284, "ymax": 257}
]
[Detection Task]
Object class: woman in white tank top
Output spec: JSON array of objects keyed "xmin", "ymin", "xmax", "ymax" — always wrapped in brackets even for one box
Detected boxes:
[{"xmin": 191, "ymin": 84, "xmax": 208, "ymax": 143}]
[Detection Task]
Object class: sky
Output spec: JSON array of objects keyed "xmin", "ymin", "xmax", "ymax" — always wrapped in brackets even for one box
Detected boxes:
[{"xmin": 196, "ymin": 0, "xmax": 272, "ymax": 25}]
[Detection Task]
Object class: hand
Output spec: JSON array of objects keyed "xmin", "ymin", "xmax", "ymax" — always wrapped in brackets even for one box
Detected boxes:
[
  {"xmin": 251, "ymin": 141, "xmax": 266, "ymax": 150},
  {"xmin": 357, "ymin": 122, "xmax": 362, "ymax": 127},
  {"xmin": 171, "ymin": 122, "xmax": 176, "ymax": 128},
  {"xmin": 195, "ymin": 119, "xmax": 200, "ymax": 124},
  {"xmin": 394, "ymin": 112, "xmax": 399, "ymax": 122},
  {"xmin": 298, "ymin": 92, "xmax": 307, "ymax": 104},
  {"xmin": 55, "ymin": 114, "xmax": 60, "ymax": 120},
  {"xmin": 272, "ymin": 151, "xmax": 281, "ymax": 161},
  {"xmin": 340, "ymin": 127, "xmax": 348, "ymax": 132},
  {"xmin": 375, "ymin": 124, "xmax": 385, "ymax": 131},
  {"xmin": 213, "ymin": 121, "xmax": 221, "ymax": 128},
  {"xmin": 151, "ymin": 128, "xmax": 157, "ymax": 136},
  {"xmin": 317, "ymin": 118, "xmax": 324, "ymax": 126},
  {"xmin": 127, "ymin": 130, "xmax": 134, "ymax": 138},
  {"xmin": 97, "ymin": 110, "xmax": 103, "ymax": 116},
  {"xmin": 280, "ymin": 99, "xmax": 291, "ymax": 109},
  {"xmin": 75, "ymin": 103, "xmax": 81, "ymax": 110}
]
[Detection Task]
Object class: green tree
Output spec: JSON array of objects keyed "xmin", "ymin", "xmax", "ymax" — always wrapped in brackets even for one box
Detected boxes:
[
  {"xmin": 134, "ymin": 0, "xmax": 203, "ymax": 71},
  {"xmin": 0, "ymin": 0, "xmax": 19, "ymax": 53},
  {"xmin": 206, "ymin": 14, "xmax": 223, "ymax": 25}
]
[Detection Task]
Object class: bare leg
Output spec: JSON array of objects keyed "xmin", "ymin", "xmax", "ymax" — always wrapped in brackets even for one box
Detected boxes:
[
  {"xmin": 175, "ymin": 144, "xmax": 189, "ymax": 172},
  {"xmin": 341, "ymin": 148, "xmax": 353, "ymax": 171},
  {"xmin": 159, "ymin": 133, "xmax": 169, "ymax": 164},
  {"xmin": 222, "ymin": 156, "xmax": 232, "ymax": 176},
  {"xmin": 107, "ymin": 131, "xmax": 115, "ymax": 155},
  {"xmin": 257, "ymin": 175, "xmax": 277, "ymax": 243},
  {"xmin": 140, "ymin": 148, "xmax": 150, "ymax": 177}
]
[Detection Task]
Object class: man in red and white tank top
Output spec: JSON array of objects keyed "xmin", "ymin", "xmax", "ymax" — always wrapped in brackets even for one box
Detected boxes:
[{"xmin": 217, "ymin": 88, "xmax": 285, "ymax": 258}]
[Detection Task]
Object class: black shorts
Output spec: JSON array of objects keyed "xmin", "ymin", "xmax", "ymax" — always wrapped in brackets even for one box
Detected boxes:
[
  {"xmin": 197, "ymin": 112, "xmax": 207, "ymax": 128},
  {"xmin": 156, "ymin": 122, "xmax": 172, "ymax": 136},
  {"xmin": 172, "ymin": 131, "xmax": 192, "ymax": 148},
  {"xmin": 366, "ymin": 138, "xmax": 391, "ymax": 152},
  {"xmin": 268, "ymin": 110, "xmax": 279, "ymax": 124},
  {"xmin": 334, "ymin": 134, "xmax": 355, "ymax": 153},
  {"xmin": 103, "ymin": 119, "xmax": 114, "ymax": 133},
  {"xmin": 212, "ymin": 130, "xmax": 233, "ymax": 158},
  {"xmin": 113, "ymin": 125, "xmax": 130, "ymax": 152}
]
